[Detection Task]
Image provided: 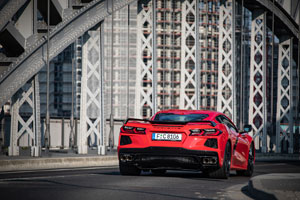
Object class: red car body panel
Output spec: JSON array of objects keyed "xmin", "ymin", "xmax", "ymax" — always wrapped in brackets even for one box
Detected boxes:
[{"xmin": 118, "ymin": 110, "xmax": 254, "ymax": 172}]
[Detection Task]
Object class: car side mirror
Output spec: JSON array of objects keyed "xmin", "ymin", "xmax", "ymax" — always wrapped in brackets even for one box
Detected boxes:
[{"xmin": 243, "ymin": 124, "xmax": 252, "ymax": 133}]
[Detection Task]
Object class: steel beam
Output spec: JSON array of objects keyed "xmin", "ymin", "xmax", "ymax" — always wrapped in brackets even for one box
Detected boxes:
[
  {"xmin": 248, "ymin": 10, "xmax": 268, "ymax": 153},
  {"xmin": 8, "ymin": 75, "xmax": 41, "ymax": 156},
  {"xmin": 180, "ymin": 0, "xmax": 197, "ymax": 110},
  {"xmin": 0, "ymin": 0, "xmax": 28, "ymax": 31},
  {"xmin": 152, "ymin": 0, "xmax": 157, "ymax": 115},
  {"xmin": 0, "ymin": 0, "xmax": 136, "ymax": 108},
  {"xmin": 254, "ymin": 0, "xmax": 299, "ymax": 40},
  {"xmin": 135, "ymin": 0, "xmax": 155, "ymax": 118},
  {"xmin": 276, "ymin": 37, "xmax": 294, "ymax": 154},
  {"xmin": 78, "ymin": 28, "xmax": 105, "ymax": 155},
  {"xmin": 217, "ymin": 0, "xmax": 236, "ymax": 122}
]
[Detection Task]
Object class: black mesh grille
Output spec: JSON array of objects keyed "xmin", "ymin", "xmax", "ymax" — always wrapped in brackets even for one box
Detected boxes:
[
  {"xmin": 120, "ymin": 136, "xmax": 132, "ymax": 145},
  {"xmin": 204, "ymin": 139, "xmax": 218, "ymax": 149}
]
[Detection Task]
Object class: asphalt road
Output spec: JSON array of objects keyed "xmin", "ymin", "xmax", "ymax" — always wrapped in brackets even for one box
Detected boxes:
[{"xmin": 0, "ymin": 161, "xmax": 299, "ymax": 200}]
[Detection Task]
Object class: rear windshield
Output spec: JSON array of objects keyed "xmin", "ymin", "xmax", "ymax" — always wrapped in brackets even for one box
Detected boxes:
[{"xmin": 153, "ymin": 113, "xmax": 209, "ymax": 122}]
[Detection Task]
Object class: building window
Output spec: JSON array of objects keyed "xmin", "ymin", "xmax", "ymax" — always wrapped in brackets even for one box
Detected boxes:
[
  {"xmin": 161, "ymin": 12, "xmax": 166, "ymax": 21},
  {"xmin": 171, "ymin": 51, "xmax": 176, "ymax": 58}
]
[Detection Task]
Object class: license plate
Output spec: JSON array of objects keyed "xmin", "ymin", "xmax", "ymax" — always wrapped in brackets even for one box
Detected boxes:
[{"xmin": 152, "ymin": 133, "xmax": 182, "ymax": 141}]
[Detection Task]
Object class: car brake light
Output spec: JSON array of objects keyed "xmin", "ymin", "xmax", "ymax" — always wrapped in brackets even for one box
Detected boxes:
[
  {"xmin": 189, "ymin": 129, "xmax": 222, "ymax": 136},
  {"xmin": 121, "ymin": 126, "xmax": 134, "ymax": 133},
  {"xmin": 134, "ymin": 127, "xmax": 146, "ymax": 134},
  {"xmin": 121, "ymin": 126, "xmax": 146, "ymax": 134}
]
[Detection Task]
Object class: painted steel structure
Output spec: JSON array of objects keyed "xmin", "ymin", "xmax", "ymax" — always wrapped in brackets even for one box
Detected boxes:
[
  {"xmin": 180, "ymin": 0, "xmax": 198, "ymax": 110},
  {"xmin": 248, "ymin": 10, "xmax": 268, "ymax": 153},
  {"xmin": 276, "ymin": 37, "xmax": 294, "ymax": 154},
  {"xmin": 0, "ymin": 0, "xmax": 299, "ymax": 156},
  {"xmin": 217, "ymin": 0, "xmax": 236, "ymax": 122},
  {"xmin": 8, "ymin": 76, "xmax": 41, "ymax": 156},
  {"xmin": 78, "ymin": 29, "xmax": 105, "ymax": 154}
]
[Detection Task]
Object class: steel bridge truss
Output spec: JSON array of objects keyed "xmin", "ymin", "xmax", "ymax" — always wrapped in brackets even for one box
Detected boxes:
[
  {"xmin": 135, "ymin": 0, "xmax": 157, "ymax": 117},
  {"xmin": 276, "ymin": 37, "xmax": 294, "ymax": 153},
  {"xmin": 180, "ymin": 0, "xmax": 199, "ymax": 110},
  {"xmin": 248, "ymin": 10, "xmax": 268, "ymax": 153},
  {"xmin": 9, "ymin": 75, "xmax": 41, "ymax": 156},
  {"xmin": 0, "ymin": 0, "xmax": 299, "ymax": 155},
  {"xmin": 217, "ymin": 0, "xmax": 236, "ymax": 122},
  {"xmin": 78, "ymin": 28, "xmax": 105, "ymax": 155}
]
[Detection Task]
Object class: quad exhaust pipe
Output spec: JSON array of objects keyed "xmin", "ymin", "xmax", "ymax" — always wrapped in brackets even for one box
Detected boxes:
[
  {"xmin": 202, "ymin": 157, "xmax": 217, "ymax": 165},
  {"xmin": 120, "ymin": 154, "xmax": 134, "ymax": 162}
]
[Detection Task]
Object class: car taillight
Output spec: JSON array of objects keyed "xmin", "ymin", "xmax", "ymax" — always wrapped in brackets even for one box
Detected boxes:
[
  {"xmin": 189, "ymin": 129, "xmax": 222, "ymax": 136},
  {"xmin": 135, "ymin": 127, "xmax": 146, "ymax": 134},
  {"xmin": 120, "ymin": 126, "xmax": 146, "ymax": 134}
]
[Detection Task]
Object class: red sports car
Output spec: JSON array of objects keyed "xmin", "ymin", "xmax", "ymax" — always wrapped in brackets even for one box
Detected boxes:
[{"xmin": 118, "ymin": 110, "xmax": 255, "ymax": 179}]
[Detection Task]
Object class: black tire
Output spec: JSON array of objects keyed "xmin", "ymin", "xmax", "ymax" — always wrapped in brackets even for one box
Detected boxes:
[
  {"xmin": 119, "ymin": 163, "xmax": 141, "ymax": 176},
  {"xmin": 236, "ymin": 144, "xmax": 254, "ymax": 177},
  {"xmin": 209, "ymin": 142, "xmax": 231, "ymax": 179},
  {"xmin": 151, "ymin": 169, "xmax": 166, "ymax": 176}
]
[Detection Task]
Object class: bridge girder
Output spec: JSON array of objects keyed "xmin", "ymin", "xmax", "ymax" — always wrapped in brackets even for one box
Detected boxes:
[
  {"xmin": 0, "ymin": 0, "xmax": 136, "ymax": 108},
  {"xmin": 0, "ymin": 0, "xmax": 299, "ymax": 155}
]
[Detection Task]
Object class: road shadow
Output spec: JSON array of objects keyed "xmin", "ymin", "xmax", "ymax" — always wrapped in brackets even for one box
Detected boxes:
[
  {"xmin": 240, "ymin": 181, "xmax": 277, "ymax": 200},
  {"xmin": 95, "ymin": 169, "xmax": 232, "ymax": 182},
  {"xmin": 2, "ymin": 178, "xmax": 214, "ymax": 200}
]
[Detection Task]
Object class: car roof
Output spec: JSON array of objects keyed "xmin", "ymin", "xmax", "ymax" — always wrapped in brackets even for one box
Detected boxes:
[{"xmin": 153, "ymin": 109, "xmax": 225, "ymax": 119}]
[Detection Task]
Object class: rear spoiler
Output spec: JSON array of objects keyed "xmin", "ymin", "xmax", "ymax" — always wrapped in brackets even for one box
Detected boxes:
[
  {"xmin": 125, "ymin": 118, "xmax": 151, "ymax": 124},
  {"xmin": 125, "ymin": 118, "xmax": 216, "ymax": 127}
]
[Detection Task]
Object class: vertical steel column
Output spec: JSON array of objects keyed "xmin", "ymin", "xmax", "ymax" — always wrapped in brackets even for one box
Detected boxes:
[
  {"xmin": 239, "ymin": 0, "xmax": 244, "ymax": 129},
  {"xmin": 217, "ymin": 0, "xmax": 236, "ymax": 122},
  {"xmin": 45, "ymin": 0, "xmax": 50, "ymax": 154},
  {"xmin": 70, "ymin": 58, "xmax": 75, "ymax": 149},
  {"xmin": 32, "ymin": 0, "xmax": 41, "ymax": 157},
  {"xmin": 9, "ymin": 94, "xmax": 19, "ymax": 156},
  {"xmin": 33, "ymin": 0, "xmax": 37, "ymax": 35},
  {"xmin": 8, "ymin": 76, "xmax": 41, "ymax": 156},
  {"xmin": 109, "ymin": 0, "xmax": 114, "ymax": 150},
  {"xmin": 78, "ymin": 28, "xmax": 105, "ymax": 155},
  {"xmin": 270, "ymin": 0, "xmax": 275, "ymax": 152},
  {"xmin": 180, "ymin": 0, "xmax": 197, "ymax": 110},
  {"xmin": 32, "ymin": 75, "xmax": 41, "ymax": 157},
  {"xmin": 195, "ymin": 0, "xmax": 200, "ymax": 110},
  {"xmin": 99, "ymin": 22, "xmax": 105, "ymax": 154},
  {"xmin": 135, "ymin": 0, "xmax": 156, "ymax": 117},
  {"xmin": 298, "ymin": 9, "xmax": 300, "ymax": 153},
  {"xmin": 248, "ymin": 10, "xmax": 267, "ymax": 152},
  {"xmin": 152, "ymin": 0, "xmax": 157, "ymax": 114},
  {"xmin": 127, "ymin": 5, "xmax": 130, "ymax": 118},
  {"xmin": 0, "ymin": 109, "xmax": 4, "ymax": 152},
  {"xmin": 232, "ymin": 0, "xmax": 236, "ymax": 123},
  {"xmin": 276, "ymin": 37, "xmax": 294, "ymax": 154}
]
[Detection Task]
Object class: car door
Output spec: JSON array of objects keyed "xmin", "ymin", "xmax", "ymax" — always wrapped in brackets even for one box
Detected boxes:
[
  {"xmin": 236, "ymin": 132, "xmax": 249, "ymax": 168},
  {"xmin": 222, "ymin": 117, "xmax": 248, "ymax": 168},
  {"xmin": 216, "ymin": 115, "xmax": 240, "ymax": 168}
]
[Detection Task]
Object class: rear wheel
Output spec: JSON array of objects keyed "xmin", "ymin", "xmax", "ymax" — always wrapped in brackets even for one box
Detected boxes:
[
  {"xmin": 209, "ymin": 142, "xmax": 231, "ymax": 179},
  {"xmin": 236, "ymin": 144, "xmax": 254, "ymax": 177},
  {"xmin": 119, "ymin": 163, "xmax": 141, "ymax": 176},
  {"xmin": 151, "ymin": 169, "xmax": 166, "ymax": 176}
]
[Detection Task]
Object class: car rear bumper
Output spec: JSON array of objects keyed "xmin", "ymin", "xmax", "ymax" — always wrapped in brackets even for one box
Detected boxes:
[{"xmin": 119, "ymin": 147, "xmax": 220, "ymax": 171}]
